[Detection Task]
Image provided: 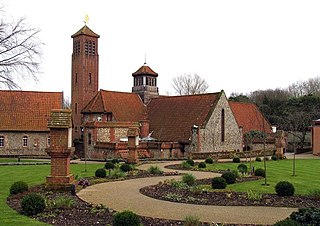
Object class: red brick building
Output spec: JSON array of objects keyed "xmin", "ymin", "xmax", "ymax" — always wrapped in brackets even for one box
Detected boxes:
[{"xmin": 0, "ymin": 91, "xmax": 63, "ymax": 156}]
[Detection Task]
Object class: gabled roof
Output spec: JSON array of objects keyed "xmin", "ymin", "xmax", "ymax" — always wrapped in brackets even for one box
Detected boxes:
[
  {"xmin": 0, "ymin": 91, "xmax": 63, "ymax": 132},
  {"xmin": 229, "ymin": 101, "xmax": 272, "ymax": 134},
  {"xmin": 147, "ymin": 92, "xmax": 221, "ymax": 142},
  {"xmin": 82, "ymin": 89, "xmax": 146, "ymax": 122},
  {"xmin": 71, "ymin": 25, "xmax": 100, "ymax": 38},
  {"xmin": 132, "ymin": 64, "xmax": 158, "ymax": 77}
]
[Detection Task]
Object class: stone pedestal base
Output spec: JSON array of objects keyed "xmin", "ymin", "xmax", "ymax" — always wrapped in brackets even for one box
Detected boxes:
[
  {"xmin": 275, "ymin": 147, "xmax": 284, "ymax": 159},
  {"xmin": 127, "ymin": 149, "xmax": 139, "ymax": 164},
  {"xmin": 46, "ymin": 174, "xmax": 75, "ymax": 190}
]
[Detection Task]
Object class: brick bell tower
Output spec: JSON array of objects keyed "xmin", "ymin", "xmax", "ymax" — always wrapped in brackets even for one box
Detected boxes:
[{"xmin": 71, "ymin": 25, "xmax": 100, "ymax": 142}]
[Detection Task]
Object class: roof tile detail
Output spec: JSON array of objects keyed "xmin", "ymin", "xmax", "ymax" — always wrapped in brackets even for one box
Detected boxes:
[
  {"xmin": 147, "ymin": 93, "xmax": 221, "ymax": 142},
  {"xmin": 132, "ymin": 65, "xmax": 158, "ymax": 77},
  {"xmin": 0, "ymin": 91, "xmax": 63, "ymax": 132},
  {"xmin": 82, "ymin": 90, "xmax": 146, "ymax": 122},
  {"xmin": 71, "ymin": 25, "xmax": 100, "ymax": 38}
]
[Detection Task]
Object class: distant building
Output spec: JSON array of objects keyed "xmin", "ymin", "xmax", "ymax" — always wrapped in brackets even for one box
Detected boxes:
[{"xmin": 0, "ymin": 91, "xmax": 63, "ymax": 156}]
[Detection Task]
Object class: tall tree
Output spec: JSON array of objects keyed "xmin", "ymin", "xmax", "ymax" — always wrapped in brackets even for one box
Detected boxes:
[
  {"xmin": 172, "ymin": 73, "xmax": 209, "ymax": 95},
  {"xmin": 0, "ymin": 10, "xmax": 42, "ymax": 89}
]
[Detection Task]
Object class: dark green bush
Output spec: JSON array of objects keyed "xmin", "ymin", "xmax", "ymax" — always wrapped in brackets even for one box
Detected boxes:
[
  {"xmin": 271, "ymin": 155, "xmax": 278, "ymax": 161},
  {"xmin": 21, "ymin": 193, "xmax": 45, "ymax": 216},
  {"xmin": 233, "ymin": 157, "xmax": 240, "ymax": 163},
  {"xmin": 205, "ymin": 158, "xmax": 214, "ymax": 164},
  {"xmin": 181, "ymin": 161, "xmax": 192, "ymax": 169},
  {"xmin": 275, "ymin": 181, "xmax": 295, "ymax": 196},
  {"xmin": 255, "ymin": 157, "xmax": 262, "ymax": 162},
  {"xmin": 120, "ymin": 163, "xmax": 131, "ymax": 172},
  {"xmin": 182, "ymin": 173, "xmax": 196, "ymax": 186},
  {"xmin": 186, "ymin": 159, "xmax": 195, "ymax": 166},
  {"xmin": 237, "ymin": 164, "xmax": 248, "ymax": 173},
  {"xmin": 111, "ymin": 158, "xmax": 120, "ymax": 164},
  {"xmin": 221, "ymin": 171, "xmax": 237, "ymax": 184},
  {"xmin": 10, "ymin": 181, "xmax": 28, "ymax": 195},
  {"xmin": 290, "ymin": 207, "xmax": 320, "ymax": 225},
  {"xmin": 198, "ymin": 162, "xmax": 206, "ymax": 169},
  {"xmin": 113, "ymin": 210, "xmax": 140, "ymax": 226},
  {"xmin": 254, "ymin": 168, "xmax": 266, "ymax": 177},
  {"xmin": 211, "ymin": 177, "xmax": 227, "ymax": 189},
  {"xmin": 95, "ymin": 168, "xmax": 107, "ymax": 178},
  {"xmin": 105, "ymin": 162, "xmax": 115, "ymax": 170},
  {"xmin": 273, "ymin": 218, "xmax": 301, "ymax": 226}
]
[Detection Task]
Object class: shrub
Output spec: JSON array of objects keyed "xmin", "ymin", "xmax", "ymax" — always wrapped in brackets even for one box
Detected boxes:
[
  {"xmin": 182, "ymin": 173, "xmax": 196, "ymax": 186},
  {"xmin": 105, "ymin": 162, "xmax": 115, "ymax": 170},
  {"xmin": 120, "ymin": 163, "xmax": 131, "ymax": 172},
  {"xmin": 233, "ymin": 157, "xmax": 240, "ymax": 163},
  {"xmin": 254, "ymin": 168, "xmax": 266, "ymax": 177},
  {"xmin": 237, "ymin": 164, "xmax": 248, "ymax": 173},
  {"xmin": 231, "ymin": 170, "xmax": 239, "ymax": 178},
  {"xmin": 211, "ymin": 177, "xmax": 227, "ymax": 189},
  {"xmin": 95, "ymin": 168, "xmax": 107, "ymax": 178},
  {"xmin": 247, "ymin": 190, "xmax": 262, "ymax": 201},
  {"xmin": 181, "ymin": 161, "xmax": 192, "ymax": 169},
  {"xmin": 271, "ymin": 155, "xmax": 278, "ymax": 161},
  {"xmin": 186, "ymin": 159, "xmax": 195, "ymax": 166},
  {"xmin": 49, "ymin": 196, "xmax": 75, "ymax": 209},
  {"xmin": 290, "ymin": 207, "xmax": 320, "ymax": 225},
  {"xmin": 112, "ymin": 210, "xmax": 140, "ymax": 226},
  {"xmin": 10, "ymin": 181, "xmax": 28, "ymax": 195},
  {"xmin": 205, "ymin": 158, "xmax": 214, "ymax": 164},
  {"xmin": 148, "ymin": 165, "xmax": 163, "ymax": 174},
  {"xmin": 78, "ymin": 178, "xmax": 90, "ymax": 187},
  {"xmin": 21, "ymin": 193, "xmax": 45, "ymax": 216},
  {"xmin": 255, "ymin": 157, "xmax": 262, "ymax": 162},
  {"xmin": 110, "ymin": 168, "xmax": 126, "ymax": 179},
  {"xmin": 183, "ymin": 215, "xmax": 201, "ymax": 226},
  {"xmin": 111, "ymin": 158, "xmax": 120, "ymax": 164},
  {"xmin": 273, "ymin": 218, "xmax": 301, "ymax": 226},
  {"xmin": 275, "ymin": 181, "xmax": 295, "ymax": 196},
  {"xmin": 221, "ymin": 171, "xmax": 237, "ymax": 184},
  {"xmin": 198, "ymin": 162, "xmax": 206, "ymax": 169}
]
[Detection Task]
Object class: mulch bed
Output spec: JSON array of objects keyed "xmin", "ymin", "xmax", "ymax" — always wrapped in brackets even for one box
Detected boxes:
[{"xmin": 140, "ymin": 178, "xmax": 320, "ymax": 208}]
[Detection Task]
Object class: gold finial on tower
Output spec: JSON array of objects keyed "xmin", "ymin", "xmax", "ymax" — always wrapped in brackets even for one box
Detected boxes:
[{"xmin": 84, "ymin": 14, "xmax": 89, "ymax": 25}]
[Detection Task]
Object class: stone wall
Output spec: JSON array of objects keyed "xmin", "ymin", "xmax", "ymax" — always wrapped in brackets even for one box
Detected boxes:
[{"xmin": 0, "ymin": 131, "xmax": 49, "ymax": 156}]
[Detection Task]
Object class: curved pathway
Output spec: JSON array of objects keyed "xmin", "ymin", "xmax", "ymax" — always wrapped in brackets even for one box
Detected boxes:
[{"xmin": 78, "ymin": 162, "xmax": 297, "ymax": 225}]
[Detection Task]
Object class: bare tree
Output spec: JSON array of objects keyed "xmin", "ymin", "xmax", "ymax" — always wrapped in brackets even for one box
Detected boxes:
[
  {"xmin": 287, "ymin": 77, "xmax": 320, "ymax": 97},
  {"xmin": 172, "ymin": 73, "xmax": 209, "ymax": 95},
  {"xmin": 63, "ymin": 96, "xmax": 71, "ymax": 109},
  {"xmin": 0, "ymin": 10, "xmax": 42, "ymax": 89}
]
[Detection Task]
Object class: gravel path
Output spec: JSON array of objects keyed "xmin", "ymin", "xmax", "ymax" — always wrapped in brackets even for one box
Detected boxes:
[{"xmin": 77, "ymin": 161, "xmax": 297, "ymax": 225}]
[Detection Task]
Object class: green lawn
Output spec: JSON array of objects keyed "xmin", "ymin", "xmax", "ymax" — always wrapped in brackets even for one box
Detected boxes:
[
  {"xmin": 202, "ymin": 159, "xmax": 320, "ymax": 195},
  {"xmin": 0, "ymin": 163, "xmax": 103, "ymax": 226},
  {"xmin": 0, "ymin": 158, "xmax": 50, "ymax": 163}
]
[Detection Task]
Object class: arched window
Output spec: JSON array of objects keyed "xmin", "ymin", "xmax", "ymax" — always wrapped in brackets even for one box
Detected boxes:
[
  {"xmin": 221, "ymin": 109, "xmax": 225, "ymax": 142},
  {"xmin": 23, "ymin": 136, "xmax": 28, "ymax": 147},
  {"xmin": 0, "ymin": 136, "xmax": 4, "ymax": 147}
]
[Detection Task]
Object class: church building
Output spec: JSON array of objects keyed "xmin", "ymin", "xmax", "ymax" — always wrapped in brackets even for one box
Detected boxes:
[{"xmin": 70, "ymin": 25, "xmax": 274, "ymax": 160}]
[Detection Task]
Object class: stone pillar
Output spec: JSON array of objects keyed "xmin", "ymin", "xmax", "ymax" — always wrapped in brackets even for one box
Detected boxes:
[
  {"xmin": 46, "ymin": 109, "xmax": 74, "ymax": 190},
  {"xmin": 312, "ymin": 120, "xmax": 320, "ymax": 156},
  {"xmin": 127, "ymin": 127, "xmax": 139, "ymax": 164}
]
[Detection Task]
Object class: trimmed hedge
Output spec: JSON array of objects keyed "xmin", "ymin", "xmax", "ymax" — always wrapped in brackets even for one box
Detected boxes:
[
  {"xmin": 221, "ymin": 171, "xmax": 237, "ymax": 184},
  {"xmin": 21, "ymin": 193, "xmax": 45, "ymax": 216},
  {"xmin": 211, "ymin": 177, "xmax": 227, "ymax": 189},
  {"xmin": 95, "ymin": 168, "xmax": 107, "ymax": 178},
  {"xmin": 275, "ymin": 181, "xmax": 295, "ymax": 196},
  {"xmin": 10, "ymin": 181, "xmax": 28, "ymax": 195},
  {"xmin": 113, "ymin": 210, "xmax": 140, "ymax": 226}
]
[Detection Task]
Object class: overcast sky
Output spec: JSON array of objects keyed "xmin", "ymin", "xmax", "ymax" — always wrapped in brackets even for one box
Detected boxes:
[{"xmin": 3, "ymin": 0, "xmax": 320, "ymax": 98}]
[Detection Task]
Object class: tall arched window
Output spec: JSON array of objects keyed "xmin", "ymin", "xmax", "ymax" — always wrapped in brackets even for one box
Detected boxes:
[{"xmin": 221, "ymin": 109, "xmax": 225, "ymax": 142}]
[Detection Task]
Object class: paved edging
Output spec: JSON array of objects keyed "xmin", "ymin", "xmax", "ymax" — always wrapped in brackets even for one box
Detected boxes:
[{"xmin": 77, "ymin": 162, "xmax": 297, "ymax": 225}]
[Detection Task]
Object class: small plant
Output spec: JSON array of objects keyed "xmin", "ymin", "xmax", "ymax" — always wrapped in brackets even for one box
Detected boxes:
[
  {"xmin": 221, "ymin": 171, "xmax": 237, "ymax": 184},
  {"xmin": 273, "ymin": 218, "xmax": 301, "ymax": 226},
  {"xmin": 233, "ymin": 157, "xmax": 240, "ymax": 163},
  {"xmin": 183, "ymin": 215, "xmax": 201, "ymax": 226},
  {"xmin": 49, "ymin": 196, "xmax": 75, "ymax": 209},
  {"xmin": 190, "ymin": 186, "xmax": 203, "ymax": 194},
  {"xmin": 170, "ymin": 180, "xmax": 189, "ymax": 189},
  {"xmin": 275, "ymin": 181, "xmax": 295, "ymax": 196},
  {"xmin": 181, "ymin": 161, "xmax": 192, "ymax": 169},
  {"xmin": 10, "ymin": 181, "xmax": 28, "ymax": 195},
  {"xmin": 186, "ymin": 159, "xmax": 195, "ymax": 166},
  {"xmin": 112, "ymin": 210, "xmax": 140, "ymax": 226},
  {"xmin": 247, "ymin": 190, "xmax": 262, "ymax": 201},
  {"xmin": 110, "ymin": 168, "xmax": 126, "ymax": 179},
  {"xmin": 237, "ymin": 163, "xmax": 248, "ymax": 173},
  {"xmin": 211, "ymin": 177, "xmax": 227, "ymax": 189},
  {"xmin": 198, "ymin": 162, "xmax": 206, "ymax": 169},
  {"xmin": 21, "ymin": 193, "xmax": 45, "ymax": 216},
  {"xmin": 271, "ymin": 155, "xmax": 278, "ymax": 161},
  {"xmin": 105, "ymin": 162, "xmax": 115, "ymax": 176},
  {"xmin": 120, "ymin": 163, "xmax": 131, "ymax": 172},
  {"xmin": 111, "ymin": 158, "xmax": 120, "ymax": 164},
  {"xmin": 290, "ymin": 207, "xmax": 320, "ymax": 225},
  {"xmin": 78, "ymin": 178, "xmax": 90, "ymax": 187},
  {"xmin": 182, "ymin": 173, "xmax": 196, "ymax": 186},
  {"xmin": 95, "ymin": 168, "xmax": 107, "ymax": 178},
  {"xmin": 205, "ymin": 157, "xmax": 214, "ymax": 164},
  {"xmin": 254, "ymin": 168, "xmax": 266, "ymax": 177},
  {"xmin": 147, "ymin": 165, "xmax": 163, "ymax": 174},
  {"xmin": 255, "ymin": 157, "xmax": 262, "ymax": 162}
]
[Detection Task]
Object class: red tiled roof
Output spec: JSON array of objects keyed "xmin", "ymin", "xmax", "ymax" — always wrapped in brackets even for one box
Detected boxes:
[
  {"xmin": 71, "ymin": 25, "xmax": 100, "ymax": 38},
  {"xmin": 229, "ymin": 101, "xmax": 272, "ymax": 134},
  {"xmin": 132, "ymin": 64, "xmax": 158, "ymax": 77},
  {"xmin": 82, "ymin": 89, "xmax": 146, "ymax": 122},
  {"xmin": 147, "ymin": 92, "xmax": 221, "ymax": 142},
  {"xmin": 0, "ymin": 91, "xmax": 63, "ymax": 132}
]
